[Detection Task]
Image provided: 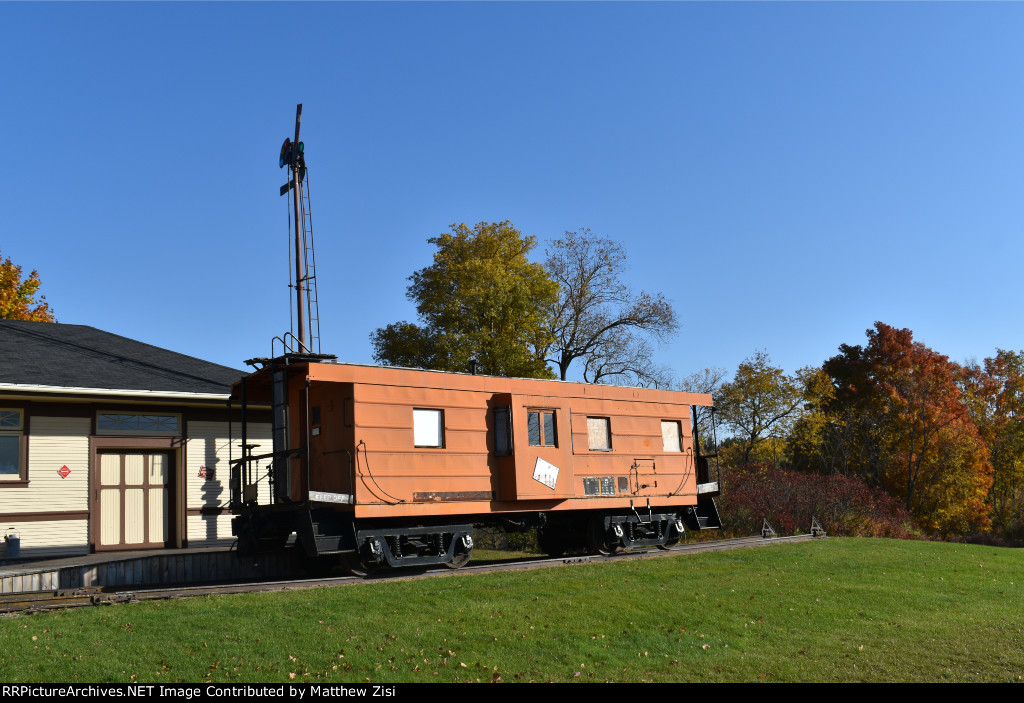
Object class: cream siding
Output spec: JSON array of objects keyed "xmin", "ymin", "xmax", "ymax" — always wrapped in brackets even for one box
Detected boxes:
[
  {"xmin": 1, "ymin": 520, "xmax": 88, "ymax": 559},
  {"xmin": 186, "ymin": 513, "xmax": 235, "ymax": 546},
  {"xmin": 5, "ymin": 416, "xmax": 89, "ymax": 557},
  {"xmin": 4, "ymin": 417, "xmax": 90, "ymax": 514},
  {"xmin": 185, "ymin": 420, "xmax": 271, "ymax": 545}
]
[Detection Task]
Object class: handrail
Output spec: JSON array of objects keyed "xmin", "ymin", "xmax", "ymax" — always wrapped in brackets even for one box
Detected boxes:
[{"xmin": 271, "ymin": 332, "xmax": 311, "ymax": 358}]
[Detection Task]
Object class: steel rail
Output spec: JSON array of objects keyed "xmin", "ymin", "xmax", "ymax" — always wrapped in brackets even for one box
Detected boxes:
[{"xmin": 0, "ymin": 533, "xmax": 823, "ymax": 615}]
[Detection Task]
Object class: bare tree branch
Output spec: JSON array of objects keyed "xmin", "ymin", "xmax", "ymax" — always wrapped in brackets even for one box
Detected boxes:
[{"xmin": 543, "ymin": 229, "xmax": 678, "ymax": 384}]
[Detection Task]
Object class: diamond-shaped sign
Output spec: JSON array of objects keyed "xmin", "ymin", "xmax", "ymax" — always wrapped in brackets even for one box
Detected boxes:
[
  {"xmin": 532, "ymin": 457, "xmax": 559, "ymax": 490},
  {"xmin": 57, "ymin": 465, "xmax": 71, "ymax": 478}
]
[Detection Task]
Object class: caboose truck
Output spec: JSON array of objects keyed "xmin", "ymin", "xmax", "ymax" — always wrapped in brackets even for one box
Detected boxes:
[{"xmin": 229, "ymin": 106, "xmax": 722, "ymax": 574}]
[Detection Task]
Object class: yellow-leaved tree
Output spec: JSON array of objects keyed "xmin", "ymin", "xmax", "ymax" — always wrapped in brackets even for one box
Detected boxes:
[
  {"xmin": 370, "ymin": 221, "xmax": 557, "ymax": 378},
  {"xmin": 0, "ymin": 250, "xmax": 55, "ymax": 322}
]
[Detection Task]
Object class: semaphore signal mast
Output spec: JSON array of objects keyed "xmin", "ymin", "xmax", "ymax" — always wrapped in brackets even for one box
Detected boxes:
[{"xmin": 278, "ymin": 103, "xmax": 322, "ymax": 355}]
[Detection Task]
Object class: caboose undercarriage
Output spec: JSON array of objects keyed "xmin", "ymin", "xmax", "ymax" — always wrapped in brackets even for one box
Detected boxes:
[{"xmin": 233, "ymin": 496, "xmax": 722, "ymax": 575}]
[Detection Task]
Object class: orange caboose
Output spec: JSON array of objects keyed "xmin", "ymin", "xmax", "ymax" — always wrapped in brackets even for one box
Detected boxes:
[{"xmin": 231, "ymin": 353, "xmax": 721, "ymax": 574}]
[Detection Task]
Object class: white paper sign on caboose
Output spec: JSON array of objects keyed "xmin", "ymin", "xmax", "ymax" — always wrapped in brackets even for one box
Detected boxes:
[{"xmin": 532, "ymin": 457, "xmax": 559, "ymax": 490}]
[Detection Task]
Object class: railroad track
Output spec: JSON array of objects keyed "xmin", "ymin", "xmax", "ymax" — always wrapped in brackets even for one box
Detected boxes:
[{"xmin": 0, "ymin": 533, "xmax": 822, "ymax": 615}]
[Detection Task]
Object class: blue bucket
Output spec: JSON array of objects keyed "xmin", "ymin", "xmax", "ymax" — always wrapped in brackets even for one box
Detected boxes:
[{"xmin": 4, "ymin": 529, "xmax": 20, "ymax": 559}]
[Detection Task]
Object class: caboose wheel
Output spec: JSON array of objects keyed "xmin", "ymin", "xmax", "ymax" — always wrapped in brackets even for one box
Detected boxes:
[
  {"xmin": 340, "ymin": 553, "xmax": 379, "ymax": 577},
  {"xmin": 446, "ymin": 533, "xmax": 474, "ymax": 569},
  {"xmin": 587, "ymin": 516, "xmax": 614, "ymax": 556},
  {"xmin": 446, "ymin": 546, "xmax": 473, "ymax": 569},
  {"xmin": 658, "ymin": 516, "xmax": 684, "ymax": 549}
]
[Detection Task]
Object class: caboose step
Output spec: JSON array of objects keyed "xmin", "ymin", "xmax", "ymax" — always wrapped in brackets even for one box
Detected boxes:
[
  {"xmin": 298, "ymin": 508, "xmax": 356, "ymax": 557},
  {"xmin": 683, "ymin": 497, "xmax": 722, "ymax": 531}
]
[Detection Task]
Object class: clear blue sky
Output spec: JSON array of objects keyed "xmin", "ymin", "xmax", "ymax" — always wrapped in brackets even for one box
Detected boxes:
[{"xmin": 3, "ymin": 2, "xmax": 1022, "ymax": 382}]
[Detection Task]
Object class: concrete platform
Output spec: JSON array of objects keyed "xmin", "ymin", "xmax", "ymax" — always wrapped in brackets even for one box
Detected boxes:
[{"xmin": 0, "ymin": 546, "xmax": 299, "ymax": 594}]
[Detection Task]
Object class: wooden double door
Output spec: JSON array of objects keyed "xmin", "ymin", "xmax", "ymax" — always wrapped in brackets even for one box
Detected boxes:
[{"xmin": 97, "ymin": 451, "xmax": 172, "ymax": 550}]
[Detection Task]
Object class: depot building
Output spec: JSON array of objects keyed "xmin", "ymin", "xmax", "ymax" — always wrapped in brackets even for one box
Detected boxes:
[{"xmin": 0, "ymin": 319, "xmax": 270, "ymax": 558}]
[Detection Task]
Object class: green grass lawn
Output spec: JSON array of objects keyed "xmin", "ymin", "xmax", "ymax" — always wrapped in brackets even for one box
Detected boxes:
[{"xmin": 0, "ymin": 538, "xmax": 1020, "ymax": 683}]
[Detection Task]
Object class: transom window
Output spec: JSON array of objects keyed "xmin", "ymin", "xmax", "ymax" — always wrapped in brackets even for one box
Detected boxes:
[
  {"xmin": 527, "ymin": 410, "xmax": 556, "ymax": 447},
  {"xmin": 0, "ymin": 409, "xmax": 24, "ymax": 430},
  {"xmin": 96, "ymin": 413, "xmax": 181, "ymax": 436}
]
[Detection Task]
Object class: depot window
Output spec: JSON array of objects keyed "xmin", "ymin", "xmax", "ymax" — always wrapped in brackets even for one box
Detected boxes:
[
  {"xmin": 96, "ymin": 412, "xmax": 181, "ymax": 436},
  {"xmin": 413, "ymin": 408, "xmax": 444, "ymax": 448},
  {"xmin": 0, "ymin": 409, "xmax": 26, "ymax": 483},
  {"xmin": 527, "ymin": 410, "xmax": 556, "ymax": 447}
]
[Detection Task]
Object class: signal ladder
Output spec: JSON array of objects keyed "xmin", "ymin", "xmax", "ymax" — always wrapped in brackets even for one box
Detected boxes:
[{"xmin": 296, "ymin": 171, "xmax": 321, "ymax": 355}]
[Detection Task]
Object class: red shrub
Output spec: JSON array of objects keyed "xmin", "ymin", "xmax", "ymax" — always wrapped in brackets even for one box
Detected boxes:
[{"xmin": 719, "ymin": 462, "xmax": 912, "ymax": 538}]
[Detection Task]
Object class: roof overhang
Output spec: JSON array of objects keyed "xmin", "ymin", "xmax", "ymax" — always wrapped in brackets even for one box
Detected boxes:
[{"xmin": 0, "ymin": 382, "xmax": 231, "ymax": 404}]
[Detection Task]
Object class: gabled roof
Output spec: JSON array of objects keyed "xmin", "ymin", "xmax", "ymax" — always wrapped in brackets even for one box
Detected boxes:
[{"xmin": 0, "ymin": 320, "xmax": 244, "ymax": 396}]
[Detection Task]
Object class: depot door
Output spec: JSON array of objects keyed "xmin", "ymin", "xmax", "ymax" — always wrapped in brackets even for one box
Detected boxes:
[{"xmin": 97, "ymin": 452, "xmax": 172, "ymax": 549}]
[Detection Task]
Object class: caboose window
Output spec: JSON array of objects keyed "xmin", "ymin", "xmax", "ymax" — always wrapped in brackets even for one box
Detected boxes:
[
  {"xmin": 494, "ymin": 406, "xmax": 513, "ymax": 456},
  {"xmin": 527, "ymin": 411, "xmax": 556, "ymax": 447},
  {"xmin": 413, "ymin": 408, "xmax": 444, "ymax": 448},
  {"xmin": 587, "ymin": 417, "xmax": 612, "ymax": 451},
  {"xmin": 661, "ymin": 420, "xmax": 682, "ymax": 452}
]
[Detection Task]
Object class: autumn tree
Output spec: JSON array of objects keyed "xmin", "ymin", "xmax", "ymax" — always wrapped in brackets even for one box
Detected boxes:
[
  {"xmin": 542, "ymin": 229, "xmax": 677, "ymax": 385},
  {"xmin": 370, "ymin": 221, "xmax": 558, "ymax": 378},
  {"xmin": 716, "ymin": 350, "xmax": 803, "ymax": 464},
  {"xmin": 788, "ymin": 366, "xmax": 844, "ymax": 473},
  {"xmin": 0, "ymin": 250, "xmax": 55, "ymax": 321},
  {"xmin": 822, "ymin": 322, "xmax": 992, "ymax": 535},
  {"xmin": 960, "ymin": 350, "xmax": 1024, "ymax": 540}
]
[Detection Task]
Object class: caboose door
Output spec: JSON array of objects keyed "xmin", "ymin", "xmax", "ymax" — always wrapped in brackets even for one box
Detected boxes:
[
  {"xmin": 306, "ymin": 382, "xmax": 356, "ymax": 505},
  {"xmin": 509, "ymin": 395, "xmax": 575, "ymax": 499}
]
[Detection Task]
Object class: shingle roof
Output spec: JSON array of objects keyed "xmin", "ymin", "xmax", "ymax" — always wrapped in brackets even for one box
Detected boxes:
[{"xmin": 0, "ymin": 320, "xmax": 245, "ymax": 395}]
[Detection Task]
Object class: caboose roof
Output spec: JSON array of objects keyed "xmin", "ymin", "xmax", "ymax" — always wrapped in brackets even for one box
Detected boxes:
[
  {"xmin": 0, "ymin": 319, "xmax": 245, "ymax": 398},
  {"xmin": 236, "ymin": 356, "xmax": 713, "ymax": 407}
]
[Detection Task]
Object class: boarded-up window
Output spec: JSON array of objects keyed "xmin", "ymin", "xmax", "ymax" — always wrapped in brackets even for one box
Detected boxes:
[
  {"xmin": 587, "ymin": 417, "xmax": 611, "ymax": 451},
  {"xmin": 527, "ymin": 411, "xmax": 556, "ymax": 447},
  {"xmin": 661, "ymin": 420, "xmax": 682, "ymax": 452},
  {"xmin": 413, "ymin": 409, "xmax": 444, "ymax": 448}
]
